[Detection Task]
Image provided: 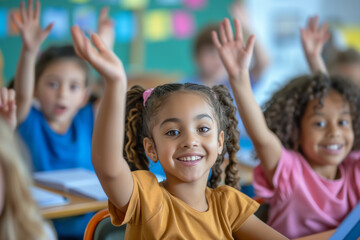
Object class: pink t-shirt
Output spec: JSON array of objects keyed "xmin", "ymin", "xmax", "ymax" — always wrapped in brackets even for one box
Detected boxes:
[{"xmin": 253, "ymin": 148, "xmax": 360, "ymax": 239}]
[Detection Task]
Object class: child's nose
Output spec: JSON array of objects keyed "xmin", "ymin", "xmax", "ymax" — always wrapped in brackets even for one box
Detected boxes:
[
  {"xmin": 327, "ymin": 123, "xmax": 341, "ymax": 137},
  {"xmin": 57, "ymin": 85, "xmax": 67, "ymax": 98},
  {"xmin": 181, "ymin": 132, "xmax": 199, "ymax": 148}
]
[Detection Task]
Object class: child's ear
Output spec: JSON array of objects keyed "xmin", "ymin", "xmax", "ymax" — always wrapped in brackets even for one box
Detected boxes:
[
  {"xmin": 218, "ymin": 130, "xmax": 224, "ymax": 154},
  {"xmin": 143, "ymin": 137, "xmax": 158, "ymax": 162}
]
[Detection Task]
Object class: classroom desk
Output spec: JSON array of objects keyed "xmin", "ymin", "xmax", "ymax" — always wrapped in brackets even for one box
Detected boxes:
[
  {"xmin": 38, "ymin": 185, "xmax": 108, "ymax": 219},
  {"xmin": 293, "ymin": 229, "xmax": 336, "ymax": 240}
]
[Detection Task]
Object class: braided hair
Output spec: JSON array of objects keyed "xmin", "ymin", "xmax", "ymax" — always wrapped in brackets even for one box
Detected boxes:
[
  {"xmin": 124, "ymin": 83, "xmax": 241, "ymax": 189},
  {"xmin": 263, "ymin": 73, "xmax": 360, "ymax": 151}
]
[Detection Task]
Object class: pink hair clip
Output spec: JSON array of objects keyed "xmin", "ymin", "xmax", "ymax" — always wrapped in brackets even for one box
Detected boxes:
[{"xmin": 143, "ymin": 88, "xmax": 154, "ymax": 106}]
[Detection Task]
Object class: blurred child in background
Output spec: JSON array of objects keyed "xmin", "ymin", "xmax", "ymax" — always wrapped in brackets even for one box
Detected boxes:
[
  {"xmin": 214, "ymin": 16, "xmax": 360, "ymax": 238},
  {"xmin": 11, "ymin": 1, "xmax": 113, "ymax": 239}
]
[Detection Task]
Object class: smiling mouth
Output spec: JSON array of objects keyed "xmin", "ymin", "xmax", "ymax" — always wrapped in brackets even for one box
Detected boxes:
[
  {"xmin": 321, "ymin": 144, "xmax": 343, "ymax": 150},
  {"xmin": 177, "ymin": 156, "xmax": 203, "ymax": 162}
]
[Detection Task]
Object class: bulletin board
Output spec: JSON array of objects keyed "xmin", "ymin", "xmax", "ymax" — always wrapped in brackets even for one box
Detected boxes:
[{"xmin": 0, "ymin": 0, "xmax": 233, "ymax": 85}]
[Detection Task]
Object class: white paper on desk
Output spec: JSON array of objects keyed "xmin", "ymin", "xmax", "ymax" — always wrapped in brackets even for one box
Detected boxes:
[
  {"xmin": 31, "ymin": 186, "xmax": 69, "ymax": 208},
  {"xmin": 33, "ymin": 168, "xmax": 108, "ymax": 201}
]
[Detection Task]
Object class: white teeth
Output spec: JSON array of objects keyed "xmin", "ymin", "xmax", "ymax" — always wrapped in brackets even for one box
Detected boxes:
[
  {"xmin": 178, "ymin": 156, "xmax": 201, "ymax": 161},
  {"xmin": 326, "ymin": 145, "xmax": 340, "ymax": 150}
]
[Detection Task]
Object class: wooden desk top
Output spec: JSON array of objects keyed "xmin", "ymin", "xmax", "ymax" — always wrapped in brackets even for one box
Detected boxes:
[
  {"xmin": 293, "ymin": 229, "xmax": 336, "ymax": 240},
  {"xmin": 38, "ymin": 185, "xmax": 108, "ymax": 219}
]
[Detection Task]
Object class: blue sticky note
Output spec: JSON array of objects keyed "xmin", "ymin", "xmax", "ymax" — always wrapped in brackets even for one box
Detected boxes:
[
  {"xmin": 42, "ymin": 7, "xmax": 69, "ymax": 39},
  {"xmin": 0, "ymin": 8, "xmax": 8, "ymax": 38},
  {"xmin": 114, "ymin": 11, "xmax": 136, "ymax": 43}
]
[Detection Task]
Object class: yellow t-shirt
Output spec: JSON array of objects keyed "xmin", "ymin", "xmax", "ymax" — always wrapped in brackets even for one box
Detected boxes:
[{"xmin": 108, "ymin": 170, "xmax": 259, "ymax": 239}]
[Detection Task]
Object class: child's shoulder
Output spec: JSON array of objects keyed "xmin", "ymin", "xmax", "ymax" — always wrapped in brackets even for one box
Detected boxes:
[{"xmin": 209, "ymin": 185, "xmax": 258, "ymax": 206}]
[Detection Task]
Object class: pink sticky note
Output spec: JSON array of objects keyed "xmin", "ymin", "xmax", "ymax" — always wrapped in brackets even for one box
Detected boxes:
[
  {"xmin": 172, "ymin": 11, "xmax": 194, "ymax": 38},
  {"xmin": 183, "ymin": 0, "xmax": 207, "ymax": 10}
]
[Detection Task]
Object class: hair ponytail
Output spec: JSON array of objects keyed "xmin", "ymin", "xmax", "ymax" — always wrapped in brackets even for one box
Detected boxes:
[
  {"xmin": 210, "ymin": 85, "xmax": 240, "ymax": 190},
  {"xmin": 124, "ymin": 85, "xmax": 149, "ymax": 170}
]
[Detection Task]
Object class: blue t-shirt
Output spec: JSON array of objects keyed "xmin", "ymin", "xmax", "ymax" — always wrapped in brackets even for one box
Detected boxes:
[
  {"xmin": 17, "ymin": 104, "xmax": 94, "ymax": 172},
  {"xmin": 17, "ymin": 103, "xmax": 95, "ymax": 238}
]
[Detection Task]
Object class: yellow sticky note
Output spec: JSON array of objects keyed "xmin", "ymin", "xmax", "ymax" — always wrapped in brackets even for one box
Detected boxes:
[
  {"xmin": 145, "ymin": 10, "xmax": 171, "ymax": 41},
  {"xmin": 339, "ymin": 26, "xmax": 360, "ymax": 52},
  {"xmin": 121, "ymin": 0, "xmax": 148, "ymax": 10}
]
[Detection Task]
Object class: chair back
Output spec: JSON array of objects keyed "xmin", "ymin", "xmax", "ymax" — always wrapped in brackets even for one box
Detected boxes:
[{"xmin": 83, "ymin": 209, "xmax": 126, "ymax": 240}]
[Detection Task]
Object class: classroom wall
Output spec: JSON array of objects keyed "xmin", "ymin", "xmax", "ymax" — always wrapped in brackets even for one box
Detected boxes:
[{"xmin": 0, "ymin": 0, "xmax": 233, "ymax": 85}]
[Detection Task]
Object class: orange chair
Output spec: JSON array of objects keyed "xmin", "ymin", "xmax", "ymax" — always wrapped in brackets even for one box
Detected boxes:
[{"xmin": 83, "ymin": 209, "xmax": 126, "ymax": 240}]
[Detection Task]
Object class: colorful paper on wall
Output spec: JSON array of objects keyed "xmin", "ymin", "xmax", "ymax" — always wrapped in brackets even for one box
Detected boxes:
[
  {"xmin": 145, "ymin": 10, "xmax": 171, "ymax": 41},
  {"xmin": 9, "ymin": 9, "xmax": 20, "ymax": 35},
  {"xmin": 183, "ymin": 0, "xmax": 207, "ymax": 10},
  {"xmin": 0, "ymin": 8, "xmax": 7, "ymax": 38},
  {"xmin": 114, "ymin": 11, "xmax": 136, "ymax": 43},
  {"xmin": 73, "ymin": 6, "xmax": 97, "ymax": 36},
  {"xmin": 172, "ymin": 10, "xmax": 194, "ymax": 39},
  {"xmin": 121, "ymin": 0, "xmax": 148, "ymax": 10},
  {"xmin": 339, "ymin": 26, "xmax": 360, "ymax": 52},
  {"xmin": 43, "ymin": 7, "xmax": 69, "ymax": 39}
]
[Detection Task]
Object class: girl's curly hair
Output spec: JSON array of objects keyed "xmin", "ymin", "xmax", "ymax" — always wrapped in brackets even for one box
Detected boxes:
[
  {"xmin": 263, "ymin": 73, "xmax": 360, "ymax": 151},
  {"xmin": 124, "ymin": 83, "xmax": 241, "ymax": 190}
]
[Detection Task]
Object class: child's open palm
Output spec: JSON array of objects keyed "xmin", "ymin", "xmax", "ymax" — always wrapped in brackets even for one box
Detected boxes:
[
  {"xmin": 11, "ymin": 0, "xmax": 53, "ymax": 52},
  {"xmin": 0, "ymin": 88, "xmax": 17, "ymax": 130},
  {"xmin": 212, "ymin": 18, "xmax": 255, "ymax": 80},
  {"xmin": 300, "ymin": 16, "xmax": 330, "ymax": 59},
  {"xmin": 71, "ymin": 26, "xmax": 126, "ymax": 85}
]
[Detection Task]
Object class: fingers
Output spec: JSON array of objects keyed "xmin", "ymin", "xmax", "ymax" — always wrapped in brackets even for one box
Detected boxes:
[
  {"xmin": 19, "ymin": 1, "xmax": 26, "ymax": 23},
  {"xmin": 34, "ymin": 0, "xmax": 40, "ymax": 20},
  {"xmin": 91, "ymin": 33, "xmax": 107, "ymax": 53},
  {"xmin": 27, "ymin": 0, "xmax": 33, "ymax": 21},
  {"xmin": 99, "ymin": 7, "xmax": 109, "ymax": 23},
  {"xmin": 233, "ymin": 18, "xmax": 243, "ymax": 43},
  {"xmin": 71, "ymin": 26, "xmax": 87, "ymax": 59},
  {"xmin": 212, "ymin": 31, "xmax": 222, "ymax": 49},
  {"xmin": 0, "ymin": 87, "xmax": 15, "ymax": 111},
  {"xmin": 219, "ymin": 21, "xmax": 228, "ymax": 44},
  {"xmin": 41, "ymin": 22, "xmax": 54, "ymax": 40},
  {"xmin": 245, "ymin": 34, "xmax": 256, "ymax": 53},
  {"xmin": 224, "ymin": 18, "xmax": 234, "ymax": 43}
]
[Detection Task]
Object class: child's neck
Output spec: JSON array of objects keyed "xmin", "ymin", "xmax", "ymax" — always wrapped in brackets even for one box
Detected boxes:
[
  {"xmin": 163, "ymin": 179, "xmax": 209, "ymax": 212},
  {"xmin": 48, "ymin": 119, "xmax": 72, "ymax": 134},
  {"xmin": 310, "ymin": 164, "xmax": 340, "ymax": 180}
]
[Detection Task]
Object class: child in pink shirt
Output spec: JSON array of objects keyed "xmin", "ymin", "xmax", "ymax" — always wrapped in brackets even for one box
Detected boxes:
[{"xmin": 212, "ymin": 17, "xmax": 360, "ymax": 238}]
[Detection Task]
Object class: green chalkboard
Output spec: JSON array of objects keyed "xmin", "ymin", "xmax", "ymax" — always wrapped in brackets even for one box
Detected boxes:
[{"xmin": 0, "ymin": 0, "xmax": 233, "ymax": 85}]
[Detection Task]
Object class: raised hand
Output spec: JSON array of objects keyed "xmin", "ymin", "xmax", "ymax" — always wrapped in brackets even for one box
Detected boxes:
[
  {"xmin": 0, "ymin": 87, "xmax": 17, "ymax": 130},
  {"xmin": 11, "ymin": 0, "xmax": 53, "ymax": 53},
  {"xmin": 300, "ymin": 16, "xmax": 330, "ymax": 59},
  {"xmin": 97, "ymin": 7, "xmax": 114, "ymax": 50},
  {"xmin": 300, "ymin": 16, "xmax": 330, "ymax": 74},
  {"xmin": 71, "ymin": 25, "xmax": 126, "ymax": 84},
  {"xmin": 212, "ymin": 18, "xmax": 255, "ymax": 81}
]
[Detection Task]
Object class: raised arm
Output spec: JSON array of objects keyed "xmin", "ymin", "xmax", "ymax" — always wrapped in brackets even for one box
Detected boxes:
[
  {"xmin": 230, "ymin": 1, "xmax": 270, "ymax": 83},
  {"xmin": 11, "ymin": 0, "xmax": 53, "ymax": 124},
  {"xmin": 300, "ymin": 16, "xmax": 330, "ymax": 75},
  {"xmin": 0, "ymin": 87, "xmax": 17, "ymax": 131},
  {"xmin": 71, "ymin": 26, "xmax": 133, "ymax": 211},
  {"xmin": 212, "ymin": 18, "xmax": 282, "ymax": 183}
]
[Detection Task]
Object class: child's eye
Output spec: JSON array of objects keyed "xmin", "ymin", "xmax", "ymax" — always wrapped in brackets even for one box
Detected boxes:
[
  {"xmin": 314, "ymin": 121, "xmax": 325, "ymax": 127},
  {"xmin": 70, "ymin": 84, "xmax": 79, "ymax": 91},
  {"xmin": 48, "ymin": 81, "xmax": 59, "ymax": 88},
  {"xmin": 339, "ymin": 120, "xmax": 349, "ymax": 126},
  {"xmin": 198, "ymin": 127, "xmax": 210, "ymax": 133},
  {"xmin": 166, "ymin": 130, "xmax": 180, "ymax": 136}
]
